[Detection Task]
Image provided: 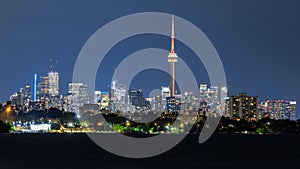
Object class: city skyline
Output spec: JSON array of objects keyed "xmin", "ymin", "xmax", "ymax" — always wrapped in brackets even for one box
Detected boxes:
[
  {"xmin": 0, "ymin": 1, "xmax": 299, "ymax": 118},
  {"xmin": 1, "ymin": 2, "xmax": 300, "ymax": 168},
  {"xmin": 5, "ymin": 65, "xmax": 297, "ymax": 121}
]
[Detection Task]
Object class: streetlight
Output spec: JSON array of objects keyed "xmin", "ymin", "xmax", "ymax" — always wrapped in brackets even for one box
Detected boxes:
[
  {"xmin": 6, "ymin": 106, "xmax": 12, "ymax": 121},
  {"xmin": 125, "ymin": 120, "xmax": 131, "ymax": 127}
]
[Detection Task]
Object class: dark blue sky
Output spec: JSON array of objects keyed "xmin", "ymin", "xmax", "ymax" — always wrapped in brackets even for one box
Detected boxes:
[{"xmin": 0, "ymin": 1, "xmax": 299, "ymax": 118}]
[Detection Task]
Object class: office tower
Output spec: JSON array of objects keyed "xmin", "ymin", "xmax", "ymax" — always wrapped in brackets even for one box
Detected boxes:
[
  {"xmin": 151, "ymin": 95, "xmax": 164, "ymax": 112},
  {"xmin": 38, "ymin": 75, "xmax": 49, "ymax": 100},
  {"xmin": 10, "ymin": 92, "xmax": 23, "ymax": 107},
  {"xmin": 128, "ymin": 89, "xmax": 145, "ymax": 108},
  {"xmin": 220, "ymin": 87, "xmax": 228, "ymax": 103},
  {"xmin": 144, "ymin": 98, "xmax": 151, "ymax": 110},
  {"xmin": 208, "ymin": 86, "xmax": 220, "ymax": 116},
  {"xmin": 160, "ymin": 86, "xmax": 170, "ymax": 110},
  {"xmin": 110, "ymin": 80, "xmax": 117, "ymax": 100},
  {"xmin": 166, "ymin": 96, "xmax": 176, "ymax": 112},
  {"xmin": 181, "ymin": 91, "xmax": 198, "ymax": 112},
  {"xmin": 94, "ymin": 91, "xmax": 101, "ymax": 104},
  {"xmin": 68, "ymin": 83, "xmax": 90, "ymax": 114},
  {"xmin": 48, "ymin": 71, "xmax": 59, "ymax": 97},
  {"xmin": 260, "ymin": 100, "xmax": 296, "ymax": 121},
  {"xmin": 166, "ymin": 95, "xmax": 182, "ymax": 113},
  {"xmin": 20, "ymin": 84, "xmax": 31, "ymax": 102},
  {"xmin": 208, "ymin": 86, "xmax": 219, "ymax": 106},
  {"xmin": 220, "ymin": 87, "xmax": 228, "ymax": 115},
  {"xmin": 229, "ymin": 93, "xmax": 258, "ymax": 120},
  {"xmin": 100, "ymin": 91, "xmax": 109, "ymax": 110},
  {"xmin": 105, "ymin": 80, "xmax": 126, "ymax": 112},
  {"xmin": 68, "ymin": 83, "xmax": 82, "ymax": 113},
  {"xmin": 167, "ymin": 15, "xmax": 178, "ymax": 96},
  {"xmin": 79, "ymin": 84, "xmax": 89, "ymax": 104},
  {"xmin": 116, "ymin": 88, "xmax": 127, "ymax": 112},
  {"xmin": 199, "ymin": 84, "xmax": 209, "ymax": 102},
  {"xmin": 199, "ymin": 84, "xmax": 220, "ymax": 115},
  {"xmin": 199, "ymin": 84, "xmax": 209, "ymax": 112},
  {"xmin": 161, "ymin": 86, "xmax": 171, "ymax": 99}
]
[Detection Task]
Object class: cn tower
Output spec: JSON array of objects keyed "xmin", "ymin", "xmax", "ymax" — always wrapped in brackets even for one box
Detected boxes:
[{"xmin": 168, "ymin": 15, "xmax": 178, "ymax": 96}]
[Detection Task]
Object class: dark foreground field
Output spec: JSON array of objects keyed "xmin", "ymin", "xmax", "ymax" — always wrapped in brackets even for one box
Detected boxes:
[{"xmin": 0, "ymin": 133, "xmax": 299, "ymax": 169}]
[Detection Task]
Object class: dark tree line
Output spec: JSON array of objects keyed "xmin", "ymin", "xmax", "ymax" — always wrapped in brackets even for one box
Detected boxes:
[{"xmin": 213, "ymin": 117, "xmax": 300, "ymax": 135}]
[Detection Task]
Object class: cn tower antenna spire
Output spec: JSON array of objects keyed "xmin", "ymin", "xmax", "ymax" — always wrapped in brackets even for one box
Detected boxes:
[{"xmin": 171, "ymin": 15, "xmax": 175, "ymax": 53}]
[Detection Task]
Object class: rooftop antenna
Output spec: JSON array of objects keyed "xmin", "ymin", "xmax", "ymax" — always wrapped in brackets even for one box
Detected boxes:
[
  {"xmin": 50, "ymin": 58, "xmax": 53, "ymax": 72},
  {"xmin": 50, "ymin": 58, "xmax": 58, "ymax": 72}
]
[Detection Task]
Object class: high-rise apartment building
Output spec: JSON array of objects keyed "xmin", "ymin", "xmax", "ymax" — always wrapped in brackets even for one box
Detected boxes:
[
  {"xmin": 228, "ymin": 93, "xmax": 258, "ymax": 120},
  {"xmin": 260, "ymin": 100, "xmax": 296, "ymax": 121}
]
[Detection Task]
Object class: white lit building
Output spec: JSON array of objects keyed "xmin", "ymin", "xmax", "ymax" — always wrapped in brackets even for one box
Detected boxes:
[
  {"xmin": 161, "ymin": 86, "xmax": 170, "ymax": 110},
  {"xmin": 30, "ymin": 123, "xmax": 51, "ymax": 132},
  {"xmin": 199, "ymin": 84, "xmax": 209, "ymax": 102},
  {"xmin": 48, "ymin": 71, "xmax": 59, "ymax": 97},
  {"xmin": 94, "ymin": 91, "xmax": 101, "ymax": 104},
  {"xmin": 260, "ymin": 100, "xmax": 296, "ymax": 121},
  {"xmin": 67, "ymin": 83, "xmax": 90, "ymax": 114},
  {"xmin": 220, "ymin": 87, "xmax": 228, "ymax": 116},
  {"xmin": 199, "ymin": 84, "xmax": 221, "ymax": 116},
  {"xmin": 10, "ymin": 92, "xmax": 23, "ymax": 107}
]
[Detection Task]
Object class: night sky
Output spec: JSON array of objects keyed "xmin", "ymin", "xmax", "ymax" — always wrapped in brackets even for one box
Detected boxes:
[{"xmin": 0, "ymin": 1, "xmax": 299, "ymax": 118}]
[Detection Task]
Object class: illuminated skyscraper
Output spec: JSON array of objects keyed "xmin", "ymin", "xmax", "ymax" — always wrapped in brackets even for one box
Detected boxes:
[
  {"xmin": 161, "ymin": 86, "xmax": 170, "ymax": 110},
  {"xmin": 48, "ymin": 71, "xmax": 59, "ymax": 97},
  {"xmin": 68, "ymin": 83, "xmax": 90, "ymax": 114},
  {"xmin": 260, "ymin": 100, "xmax": 296, "ymax": 121},
  {"xmin": 208, "ymin": 86, "xmax": 218, "ymax": 106},
  {"xmin": 10, "ymin": 92, "xmax": 23, "ymax": 106},
  {"xmin": 220, "ymin": 87, "xmax": 228, "ymax": 104},
  {"xmin": 20, "ymin": 84, "xmax": 31, "ymax": 102},
  {"xmin": 38, "ymin": 75, "xmax": 49, "ymax": 100},
  {"xmin": 166, "ymin": 96, "xmax": 176, "ymax": 112},
  {"xmin": 94, "ymin": 91, "xmax": 101, "ymax": 104},
  {"xmin": 200, "ymin": 84, "xmax": 220, "ymax": 114},
  {"xmin": 128, "ymin": 89, "xmax": 145, "ymax": 108},
  {"xmin": 182, "ymin": 91, "xmax": 199, "ymax": 112},
  {"xmin": 100, "ymin": 91, "xmax": 109, "ymax": 110},
  {"xmin": 220, "ymin": 87, "xmax": 228, "ymax": 116},
  {"xmin": 161, "ymin": 86, "xmax": 171, "ymax": 99},
  {"xmin": 200, "ymin": 84, "xmax": 227, "ymax": 116},
  {"xmin": 151, "ymin": 95, "xmax": 164, "ymax": 112},
  {"xmin": 229, "ymin": 93, "xmax": 258, "ymax": 120},
  {"xmin": 199, "ymin": 84, "xmax": 209, "ymax": 102},
  {"xmin": 168, "ymin": 15, "xmax": 178, "ymax": 96},
  {"xmin": 115, "ymin": 83, "xmax": 127, "ymax": 112}
]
